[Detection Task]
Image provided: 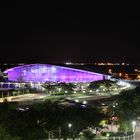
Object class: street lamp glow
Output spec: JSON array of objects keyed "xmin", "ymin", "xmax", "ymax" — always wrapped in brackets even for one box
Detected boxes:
[
  {"xmin": 58, "ymin": 88, "xmax": 61, "ymax": 92},
  {"xmin": 113, "ymin": 105, "xmax": 116, "ymax": 108},
  {"xmin": 106, "ymin": 133, "xmax": 110, "ymax": 137},
  {"xmin": 96, "ymin": 89, "xmax": 99, "ymax": 92},
  {"xmin": 65, "ymin": 91, "xmax": 68, "ymax": 93},
  {"xmin": 132, "ymin": 121, "xmax": 136, "ymax": 132},
  {"xmin": 132, "ymin": 121, "xmax": 136, "ymax": 126},
  {"xmin": 75, "ymin": 99, "xmax": 79, "ymax": 103},
  {"xmin": 68, "ymin": 123, "xmax": 72, "ymax": 128},
  {"xmin": 83, "ymin": 101, "xmax": 87, "ymax": 104}
]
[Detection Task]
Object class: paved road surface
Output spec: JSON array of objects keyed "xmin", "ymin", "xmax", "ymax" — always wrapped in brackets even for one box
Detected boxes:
[
  {"xmin": 135, "ymin": 126, "xmax": 140, "ymax": 140},
  {"xmin": 0, "ymin": 93, "xmax": 46, "ymax": 103}
]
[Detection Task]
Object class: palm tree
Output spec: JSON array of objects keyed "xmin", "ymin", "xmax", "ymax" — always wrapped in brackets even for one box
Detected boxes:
[
  {"xmin": 42, "ymin": 82, "xmax": 57, "ymax": 95},
  {"xmin": 58, "ymin": 82, "xmax": 76, "ymax": 94}
]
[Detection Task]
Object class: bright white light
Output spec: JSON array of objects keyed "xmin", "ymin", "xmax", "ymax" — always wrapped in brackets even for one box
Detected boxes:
[
  {"xmin": 75, "ymin": 99, "xmax": 79, "ymax": 103},
  {"xmin": 83, "ymin": 101, "xmax": 87, "ymax": 104},
  {"xmin": 51, "ymin": 67, "xmax": 56, "ymax": 72},
  {"xmin": 117, "ymin": 80, "xmax": 131, "ymax": 89},
  {"xmin": 132, "ymin": 121, "xmax": 136, "ymax": 132},
  {"xmin": 82, "ymin": 91, "xmax": 85, "ymax": 93},
  {"xmin": 81, "ymin": 104, "xmax": 86, "ymax": 108},
  {"xmin": 18, "ymin": 108, "xmax": 25, "ymax": 111},
  {"xmin": 58, "ymin": 88, "xmax": 61, "ymax": 92},
  {"xmin": 117, "ymin": 81, "xmax": 128, "ymax": 86},
  {"xmin": 74, "ymin": 91, "xmax": 76, "ymax": 93},
  {"xmin": 89, "ymin": 90, "xmax": 92, "ymax": 92},
  {"xmin": 132, "ymin": 121, "xmax": 136, "ymax": 126},
  {"xmin": 65, "ymin": 91, "xmax": 68, "ymax": 93},
  {"xmin": 65, "ymin": 62, "xmax": 72, "ymax": 65},
  {"xmin": 96, "ymin": 89, "xmax": 99, "ymax": 92},
  {"xmin": 106, "ymin": 133, "xmax": 110, "ymax": 137},
  {"xmin": 68, "ymin": 123, "xmax": 72, "ymax": 128}
]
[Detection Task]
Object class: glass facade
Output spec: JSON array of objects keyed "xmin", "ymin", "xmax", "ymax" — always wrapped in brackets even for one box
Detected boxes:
[{"xmin": 4, "ymin": 64, "xmax": 104, "ymax": 83}]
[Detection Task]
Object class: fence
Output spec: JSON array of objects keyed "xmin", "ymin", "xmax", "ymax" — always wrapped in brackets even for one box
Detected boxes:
[
  {"xmin": 92, "ymin": 134, "xmax": 135, "ymax": 140},
  {"xmin": 46, "ymin": 134, "xmax": 135, "ymax": 140}
]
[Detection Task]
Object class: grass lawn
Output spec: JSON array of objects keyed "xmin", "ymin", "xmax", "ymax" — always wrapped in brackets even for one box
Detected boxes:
[{"xmin": 44, "ymin": 92, "xmax": 100, "ymax": 102}]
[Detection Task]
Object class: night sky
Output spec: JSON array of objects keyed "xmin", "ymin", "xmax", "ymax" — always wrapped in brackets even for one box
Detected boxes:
[{"xmin": 0, "ymin": 8, "xmax": 140, "ymax": 63}]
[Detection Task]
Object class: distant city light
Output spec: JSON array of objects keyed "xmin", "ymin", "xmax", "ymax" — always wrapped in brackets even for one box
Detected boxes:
[{"xmin": 65, "ymin": 62, "xmax": 72, "ymax": 65}]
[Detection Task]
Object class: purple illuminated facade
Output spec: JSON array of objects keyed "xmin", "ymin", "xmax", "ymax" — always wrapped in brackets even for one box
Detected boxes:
[{"xmin": 4, "ymin": 64, "xmax": 105, "ymax": 83}]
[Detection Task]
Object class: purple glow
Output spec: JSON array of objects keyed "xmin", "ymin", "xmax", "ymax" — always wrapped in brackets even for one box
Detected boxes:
[{"xmin": 4, "ymin": 64, "xmax": 104, "ymax": 83}]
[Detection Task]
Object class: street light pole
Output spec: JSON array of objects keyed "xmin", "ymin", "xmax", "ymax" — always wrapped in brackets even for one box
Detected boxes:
[
  {"xmin": 58, "ymin": 126, "xmax": 61, "ymax": 140},
  {"xmin": 132, "ymin": 121, "xmax": 136, "ymax": 132},
  {"xmin": 111, "ymin": 105, "xmax": 115, "ymax": 132},
  {"xmin": 68, "ymin": 123, "xmax": 72, "ymax": 139},
  {"xmin": 132, "ymin": 121, "xmax": 136, "ymax": 140}
]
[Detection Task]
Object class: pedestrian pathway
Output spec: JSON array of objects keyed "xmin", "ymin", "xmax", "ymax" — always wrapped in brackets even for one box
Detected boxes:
[{"xmin": 135, "ymin": 126, "xmax": 140, "ymax": 140}]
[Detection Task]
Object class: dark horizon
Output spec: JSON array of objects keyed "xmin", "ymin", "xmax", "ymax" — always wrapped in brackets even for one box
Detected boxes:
[{"xmin": 0, "ymin": 8, "xmax": 140, "ymax": 63}]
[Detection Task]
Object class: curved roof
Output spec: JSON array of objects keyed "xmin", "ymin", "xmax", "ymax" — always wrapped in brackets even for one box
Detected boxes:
[{"xmin": 4, "ymin": 64, "xmax": 105, "ymax": 83}]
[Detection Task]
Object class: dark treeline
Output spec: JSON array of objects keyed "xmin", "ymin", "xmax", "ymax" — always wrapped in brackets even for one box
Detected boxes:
[{"xmin": 0, "ymin": 101, "xmax": 104, "ymax": 140}]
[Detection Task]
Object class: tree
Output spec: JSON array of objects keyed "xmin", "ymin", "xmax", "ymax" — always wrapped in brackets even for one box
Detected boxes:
[
  {"xmin": 108, "ymin": 88, "xmax": 140, "ymax": 132},
  {"xmin": 42, "ymin": 82, "xmax": 57, "ymax": 94},
  {"xmin": 0, "ymin": 125, "xmax": 21, "ymax": 140},
  {"xmin": 58, "ymin": 82, "xmax": 76, "ymax": 94},
  {"xmin": 0, "ymin": 99, "xmax": 104, "ymax": 139},
  {"xmin": 0, "ymin": 69, "xmax": 7, "ymax": 82},
  {"xmin": 82, "ymin": 129, "xmax": 96, "ymax": 140},
  {"xmin": 88, "ymin": 80, "xmax": 121, "ymax": 94}
]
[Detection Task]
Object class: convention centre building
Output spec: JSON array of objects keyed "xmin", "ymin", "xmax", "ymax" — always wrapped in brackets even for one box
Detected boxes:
[{"xmin": 4, "ymin": 64, "xmax": 108, "ymax": 83}]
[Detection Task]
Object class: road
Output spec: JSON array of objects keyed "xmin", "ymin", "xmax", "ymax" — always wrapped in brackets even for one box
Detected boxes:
[
  {"xmin": 135, "ymin": 125, "xmax": 140, "ymax": 140},
  {"xmin": 0, "ymin": 93, "xmax": 46, "ymax": 103}
]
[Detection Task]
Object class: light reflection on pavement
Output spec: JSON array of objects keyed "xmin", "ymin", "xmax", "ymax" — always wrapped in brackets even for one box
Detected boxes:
[{"xmin": 0, "ymin": 93, "xmax": 46, "ymax": 103}]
